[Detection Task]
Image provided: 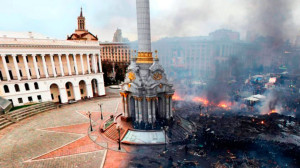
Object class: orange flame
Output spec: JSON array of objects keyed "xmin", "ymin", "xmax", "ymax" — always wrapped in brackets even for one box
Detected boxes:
[
  {"xmin": 172, "ymin": 93, "xmax": 183, "ymax": 101},
  {"xmin": 192, "ymin": 97, "xmax": 209, "ymax": 105},
  {"xmin": 268, "ymin": 109, "xmax": 277, "ymax": 115}
]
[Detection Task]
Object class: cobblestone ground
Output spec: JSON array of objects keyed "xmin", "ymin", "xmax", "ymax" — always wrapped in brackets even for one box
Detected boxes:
[{"xmin": 0, "ymin": 88, "xmax": 126, "ymax": 168}]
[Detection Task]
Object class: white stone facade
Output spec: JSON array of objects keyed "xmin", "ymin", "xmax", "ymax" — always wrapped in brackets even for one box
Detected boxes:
[{"xmin": 0, "ymin": 34, "xmax": 105, "ymax": 106}]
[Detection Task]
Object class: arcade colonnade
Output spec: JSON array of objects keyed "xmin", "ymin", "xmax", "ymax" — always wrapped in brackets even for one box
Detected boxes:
[{"xmin": 0, "ymin": 53, "xmax": 102, "ymax": 81}]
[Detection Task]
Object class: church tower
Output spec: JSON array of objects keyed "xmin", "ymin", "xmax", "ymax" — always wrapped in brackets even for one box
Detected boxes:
[
  {"xmin": 67, "ymin": 7, "xmax": 98, "ymax": 41},
  {"xmin": 77, "ymin": 7, "xmax": 86, "ymax": 31}
]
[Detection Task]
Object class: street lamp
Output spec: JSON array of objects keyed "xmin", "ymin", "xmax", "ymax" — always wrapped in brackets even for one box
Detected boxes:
[
  {"xmin": 162, "ymin": 126, "xmax": 168, "ymax": 151},
  {"xmin": 99, "ymin": 103, "xmax": 103, "ymax": 120},
  {"xmin": 87, "ymin": 111, "xmax": 93, "ymax": 132},
  {"xmin": 116, "ymin": 125, "xmax": 121, "ymax": 150}
]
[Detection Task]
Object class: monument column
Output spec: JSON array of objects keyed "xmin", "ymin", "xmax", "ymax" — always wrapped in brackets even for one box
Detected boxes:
[
  {"xmin": 121, "ymin": 93, "xmax": 125, "ymax": 116},
  {"xmin": 146, "ymin": 98, "xmax": 152, "ymax": 124},
  {"xmin": 124, "ymin": 93, "xmax": 129, "ymax": 117},
  {"xmin": 165, "ymin": 95, "xmax": 170, "ymax": 119},
  {"xmin": 152, "ymin": 98, "xmax": 156, "ymax": 123},
  {"xmin": 170, "ymin": 95, "xmax": 173, "ymax": 118},
  {"xmin": 138, "ymin": 97, "xmax": 143, "ymax": 123},
  {"xmin": 134, "ymin": 97, "xmax": 139, "ymax": 121}
]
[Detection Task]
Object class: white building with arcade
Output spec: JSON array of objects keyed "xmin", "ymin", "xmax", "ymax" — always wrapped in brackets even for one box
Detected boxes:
[{"xmin": 0, "ymin": 31, "xmax": 105, "ymax": 107}]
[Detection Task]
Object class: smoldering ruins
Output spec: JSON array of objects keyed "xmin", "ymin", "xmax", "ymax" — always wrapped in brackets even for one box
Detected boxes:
[{"xmin": 126, "ymin": 0, "xmax": 300, "ymax": 167}]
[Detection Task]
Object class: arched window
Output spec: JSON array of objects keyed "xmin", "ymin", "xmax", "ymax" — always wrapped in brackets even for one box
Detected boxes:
[
  {"xmin": 25, "ymin": 83, "xmax": 30, "ymax": 91},
  {"xmin": 3, "ymin": 85, "xmax": 9, "ymax": 93},
  {"xmin": 34, "ymin": 82, "xmax": 39, "ymax": 90},
  {"xmin": 15, "ymin": 84, "xmax": 20, "ymax": 92}
]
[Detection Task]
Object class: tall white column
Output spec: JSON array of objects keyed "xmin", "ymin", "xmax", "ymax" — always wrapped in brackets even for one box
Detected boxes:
[
  {"xmin": 138, "ymin": 98, "xmax": 143, "ymax": 123},
  {"xmin": 80, "ymin": 54, "xmax": 85, "ymax": 75},
  {"xmin": 22, "ymin": 54, "xmax": 31, "ymax": 80},
  {"xmin": 97, "ymin": 81, "xmax": 102, "ymax": 96},
  {"xmin": 124, "ymin": 96, "xmax": 128, "ymax": 117},
  {"xmin": 147, "ymin": 98, "xmax": 152, "ymax": 123},
  {"xmin": 165, "ymin": 95, "xmax": 170, "ymax": 119},
  {"xmin": 74, "ymin": 85, "xmax": 81, "ymax": 101},
  {"xmin": 41, "ymin": 54, "xmax": 49, "ymax": 78},
  {"xmin": 32, "ymin": 55, "xmax": 40, "ymax": 79},
  {"xmin": 50, "ymin": 54, "xmax": 57, "ymax": 77},
  {"xmin": 152, "ymin": 98, "xmax": 156, "ymax": 123},
  {"xmin": 73, "ymin": 54, "xmax": 79, "ymax": 75},
  {"xmin": 86, "ymin": 54, "xmax": 91, "ymax": 74},
  {"xmin": 1, "ymin": 55, "xmax": 11, "ymax": 81},
  {"xmin": 136, "ymin": 0, "xmax": 152, "ymax": 52},
  {"xmin": 92, "ymin": 54, "xmax": 97, "ymax": 73},
  {"xmin": 59, "ymin": 87, "xmax": 68, "ymax": 103},
  {"xmin": 135, "ymin": 98, "xmax": 139, "ymax": 121},
  {"xmin": 66, "ymin": 54, "xmax": 72, "ymax": 76},
  {"xmin": 97, "ymin": 53, "xmax": 102, "ymax": 72},
  {"xmin": 58, "ymin": 54, "xmax": 64, "ymax": 77},
  {"xmin": 170, "ymin": 97, "xmax": 173, "ymax": 118},
  {"xmin": 86, "ymin": 82, "xmax": 93, "ymax": 98},
  {"xmin": 12, "ymin": 54, "xmax": 21, "ymax": 80}
]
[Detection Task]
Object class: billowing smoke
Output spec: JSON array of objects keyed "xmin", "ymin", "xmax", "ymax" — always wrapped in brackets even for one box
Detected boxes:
[
  {"xmin": 246, "ymin": 0, "xmax": 296, "ymax": 43},
  {"xmin": 258, "ymin": 90, "xmax": 283, "ymax": 115}
]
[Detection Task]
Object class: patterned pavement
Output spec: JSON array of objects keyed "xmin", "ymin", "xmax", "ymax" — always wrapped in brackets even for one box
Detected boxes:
[{"xmin": 0, "ymin": 88, "xmax": 133, "ymax": 168}]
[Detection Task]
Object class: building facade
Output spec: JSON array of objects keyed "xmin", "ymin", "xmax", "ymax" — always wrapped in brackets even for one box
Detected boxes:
[
  {"xmin": 153, "ymin": 29, "xmax": 254, "ymax": 82},
  {"xmin": 100, "ymin": 42, "xmax": 131, "ymax": 63},
  {"xmin": 0, "ymin": 32, "xmax": 105, "ymax": 107}
]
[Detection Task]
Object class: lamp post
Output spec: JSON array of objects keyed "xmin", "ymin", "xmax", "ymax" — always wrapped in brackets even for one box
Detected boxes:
[
  {"xmin": 116, "ymin": 125, "xmax": 121, "ymax": 150},
  {"xmin": 87, "ymin": 111, "xmax": 93, "ymax": 132},
  {"xmin": 99, "ymin": 103, "xmax": 103, "ymax": 120},
  {"xmin": 162, "ymin": 126, "xmax": 168, "ymax": 151}
]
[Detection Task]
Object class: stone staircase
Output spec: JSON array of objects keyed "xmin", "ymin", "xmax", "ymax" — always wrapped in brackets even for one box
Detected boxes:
[
  {"xmin": 103, "ymin": 123, "xmax": 126, "ymax": 141},
  {"xmin": 0, "ymin": 115, "xmax": 14, "ymax": 130},
  {"xmin": 0, "ymin": 102, "xmax": 57, "ymax": 130}
]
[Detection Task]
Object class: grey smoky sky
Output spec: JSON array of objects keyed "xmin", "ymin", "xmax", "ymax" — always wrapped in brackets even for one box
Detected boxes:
[{"xmin": 0, "ymin": 0, "xmax": 299, "ymax": 42}]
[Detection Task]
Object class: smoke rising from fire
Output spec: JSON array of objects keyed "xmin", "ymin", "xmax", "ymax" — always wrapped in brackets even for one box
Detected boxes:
[{"xmin": 245, "ymin": 0, "xmax": 297, "ymax": 42}]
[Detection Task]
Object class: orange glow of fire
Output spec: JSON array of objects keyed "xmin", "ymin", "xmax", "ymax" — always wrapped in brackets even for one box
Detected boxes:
[
  {"xmin": 217, "ymin": 102, "xmax": 232, "ymax": 109},
  {"xmin": 268, "ymin": 109, "xmax": 277, "ymax": 115},
  {"xmin": 172, "ymin": 93, "xmax": 183, "ymax": 101},
  {"xmin": 192, "ymin": 97, "xmax": 209, "ymax": 105}
]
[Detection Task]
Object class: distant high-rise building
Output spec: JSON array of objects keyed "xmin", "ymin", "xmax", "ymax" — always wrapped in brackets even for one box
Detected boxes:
[
  {"xmin": 100, "ymin": 29, "xmax": 131, "ymax": 63},
  {"xmin": 112, "ymin": 28, "xmax": 129, "ymax": 43}
]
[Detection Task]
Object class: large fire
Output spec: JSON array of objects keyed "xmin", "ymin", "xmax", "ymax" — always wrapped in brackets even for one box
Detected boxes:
[
  {"xmin": 172, "ymin": 93, "xmax": 231, "ymax": 110},
  {"xmin": 192, "ymin": 97, "xmax": 231, "ymax": 109},
  {"xmin": 172, "ymin": 93, "xmax": 183, "ymax": 101},
  {"xmin": 192, "ymin": 97, "xmax": 209, "ymax": 105}
]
